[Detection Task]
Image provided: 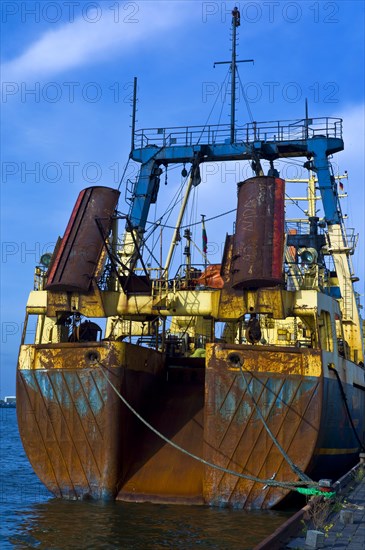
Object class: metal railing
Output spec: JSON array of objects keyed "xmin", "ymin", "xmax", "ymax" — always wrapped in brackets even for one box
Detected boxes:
[{"xmin": 133, "ymin": 117, "xmax": 343, "ymax": 149}]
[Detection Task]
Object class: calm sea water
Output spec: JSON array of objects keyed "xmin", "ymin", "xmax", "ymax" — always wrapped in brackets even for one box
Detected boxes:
[{"xmin": 0, "ymin": 408, "xmax": 292, "ymax": 549}]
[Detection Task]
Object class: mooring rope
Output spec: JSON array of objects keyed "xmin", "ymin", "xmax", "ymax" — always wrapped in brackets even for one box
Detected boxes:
[
  {"xmin": 97, "ymin": 360, "xmax": 321, "ymax": 492},
  {"xmin": 237, "ymin": 361, "xmax": 313, "ymax": 483}
]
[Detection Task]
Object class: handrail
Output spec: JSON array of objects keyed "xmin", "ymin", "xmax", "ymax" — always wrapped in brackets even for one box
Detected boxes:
[{"xmin": 133, "ymin": 117, "xmax": 343, "ymax": 149}]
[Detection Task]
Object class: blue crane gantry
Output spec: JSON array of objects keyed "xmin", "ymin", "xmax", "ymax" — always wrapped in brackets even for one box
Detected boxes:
[{"xmin": 127, "ymin": 118, "xmax": 344, "ymax": 233}]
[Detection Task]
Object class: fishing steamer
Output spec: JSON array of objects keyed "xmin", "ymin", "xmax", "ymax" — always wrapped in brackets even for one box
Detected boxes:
[{"xmin": 17, "ymin": 11, "xmax": 365, "ymax": 509}]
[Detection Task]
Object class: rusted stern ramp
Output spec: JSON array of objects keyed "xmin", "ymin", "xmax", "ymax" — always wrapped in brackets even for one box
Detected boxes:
[{"xmin": 117, "ymin": 362, "xmax": 205, "ymax": 504}]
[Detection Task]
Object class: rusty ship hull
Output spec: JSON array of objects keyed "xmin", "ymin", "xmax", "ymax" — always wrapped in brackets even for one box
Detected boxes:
[
  {"xmin": 17, "ymin": 341, "xmax": 365, "ymax": 508},
  {"xmin": 204, "ymin": 344, "xmax": 364, "ymax": 508},
  {"xmin": 17, "ymin": 342, "xmax": 165, "ymax": 500},
  {"xmin": 15, "ymin": 13, "xmax": 365, "ymax": 511}
]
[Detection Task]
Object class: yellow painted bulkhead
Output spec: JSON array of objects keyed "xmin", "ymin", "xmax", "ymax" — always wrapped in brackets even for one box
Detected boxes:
[{"xmin": 23, "ymin": 285, "xmax": 363, "ymax": 364}]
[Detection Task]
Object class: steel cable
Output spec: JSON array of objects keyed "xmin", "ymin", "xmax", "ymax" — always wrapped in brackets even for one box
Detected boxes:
[
  {"xmin": 237, "ymin": 361, "xmax": 313, "ymax": 483},
  {"xmin": 97, "ymin": 360, "xmax": 320, "ymax": 491}
]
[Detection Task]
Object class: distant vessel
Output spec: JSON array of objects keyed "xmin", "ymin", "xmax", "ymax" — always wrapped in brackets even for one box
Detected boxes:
[
  {"xmin": 17, "ymin": 8, "xmax": 364, "ymax": 509},
  {"xmin": 0, "ymin": 396, "xmax": 16, "ymax": 408}
]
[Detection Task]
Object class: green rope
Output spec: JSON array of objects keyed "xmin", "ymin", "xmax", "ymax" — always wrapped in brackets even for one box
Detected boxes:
[{"xmin": 297, "ymin": 488, "xmax": 336, "ymax": 499}]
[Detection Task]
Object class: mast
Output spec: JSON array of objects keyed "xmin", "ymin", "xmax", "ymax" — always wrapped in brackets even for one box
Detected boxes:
[
  {"xmin": 131, "ymin": 77, "xmax": 137, "ymax": 151},
  {"xmin": 230, "ymin": 7, "xmax": 239, "ymax": 143},
  {"xmin": 214, "ymin": 7, "xmax": 253, "ymax": 144},
  {"xmin": 163, "ymin": 170, "xmax": 195, "ymax": 277},
  {"xmin": 307, "ymin": 171, "xmax": 316, "ymax": 218},
  {"xmin": 163, "ymin": 162, "xmax": 201, "ymax": 277}
]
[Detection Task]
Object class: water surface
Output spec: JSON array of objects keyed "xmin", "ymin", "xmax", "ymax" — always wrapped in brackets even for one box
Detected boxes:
[{"xmin": 0, "ymin": 408, "xmax": 291, "ymax": 549}]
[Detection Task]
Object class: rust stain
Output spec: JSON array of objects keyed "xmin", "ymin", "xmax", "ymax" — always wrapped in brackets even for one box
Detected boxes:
[
  {"xmin": 46, "ymin": 187, "xmax": 120, "ymax": 292},
  {"xmin": 203, "ymin": 343, "xmax": 323, "ymax": 509},
  {"xmin": 17, "ymin": 343, "xmax": 165, "ymax": 500},
  {"xmin": 218, "ymin": 288, "xmax": 287, "ymax": 320},
  {"xmin": 117, "ymin": 365, "xmax": 205, "ymax": 504},
  {"xmin": 224, "ymin": 177, "xmax": 285, "ymax": 290},
  {"xmin": 17, "ymin": 339, "xmax": 325, "ymax": 507}
]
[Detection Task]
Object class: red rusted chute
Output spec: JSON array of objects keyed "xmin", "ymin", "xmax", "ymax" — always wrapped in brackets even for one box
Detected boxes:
[
  {"xmin": 46, "ymin": 186, "xmax": 120, "ymax": 292},
  {"xmin": 230, "ymin": 176, "xmax": 285, "ymax": 289}
]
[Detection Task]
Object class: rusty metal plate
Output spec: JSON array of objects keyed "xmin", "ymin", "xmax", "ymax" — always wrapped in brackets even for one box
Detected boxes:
[
  {"xmin": 46, "ymin": 186, "xmax": 120, "ymax": 292},
  {"xmin": 203, "ymin": 343, "xmax": 323, "ymax": 509},
  {"xmin": 117, "ymin": 366, "xmax": 205, "ymax": 504},
  {"xmin": 231, "ymin": 177, "xmax": 285, "ymax": 289},
  {"xmin": 17, "ymin": 343, "xmax": 164, "ymax": 500}
]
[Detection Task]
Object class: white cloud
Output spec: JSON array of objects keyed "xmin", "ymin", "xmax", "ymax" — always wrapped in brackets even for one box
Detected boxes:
[{"xmin": 1, "ymin": 2, "xmax": 194, "ymax": 81}]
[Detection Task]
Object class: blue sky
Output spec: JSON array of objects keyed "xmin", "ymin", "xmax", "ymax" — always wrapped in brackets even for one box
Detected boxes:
[{"xmin": 1, "ymin": 0, "xmax": 364, "ymax": 397}]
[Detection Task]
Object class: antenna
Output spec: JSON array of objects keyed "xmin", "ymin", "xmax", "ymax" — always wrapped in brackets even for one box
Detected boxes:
[
  {"xmin": 131, "ymin": 77, "xmax": 137, "ymax": 151},
  {"xmin": 304, "ymin": 97, "xmax": 312, "ymax": 140},
  {"xmin": 305, "ymin": 97, "xmax": 308, "ymax": 139},
  {"xmin": 230, "ymin": 7, "xmax": 239, "ymax": 143},
  {"xmin": 214, "ymin": 7, "xmax": 254, "ymax": 143}
]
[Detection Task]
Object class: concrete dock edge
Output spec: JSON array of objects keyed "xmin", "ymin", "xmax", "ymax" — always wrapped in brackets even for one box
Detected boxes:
[
  {"xmin": 254, "ymin": 462, "xmax": 364, "ymax": 550},
  {"xmin": 254, "ymin": 504, "xmax": 311, "ymax": 550}
]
